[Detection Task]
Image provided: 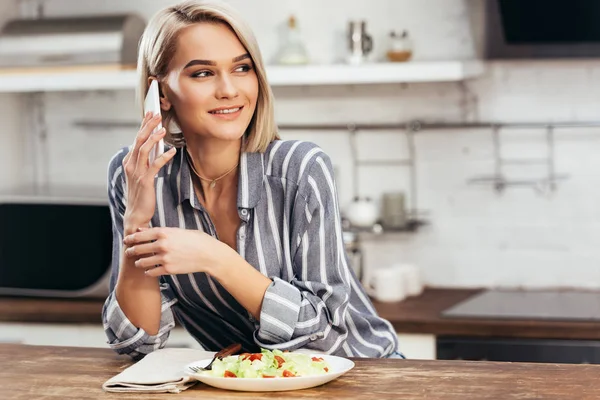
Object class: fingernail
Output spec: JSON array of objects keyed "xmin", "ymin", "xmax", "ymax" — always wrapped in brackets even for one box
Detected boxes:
[{"xmin": 168, "ymin": 147, "xmax": 176, "ymax": 153}]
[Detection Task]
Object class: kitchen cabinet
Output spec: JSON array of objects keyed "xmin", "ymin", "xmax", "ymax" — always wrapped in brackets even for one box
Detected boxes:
[
  {"xmin": 0, "ymin": 322, "xmax": 203, "ymax": 349},
  {"xmin": 0, "ymin": 322, "xmax": 435, "ymax": 359},
  {"xmin": 397, "ymin": 333, "xmax": 436, "ymax": 360}
]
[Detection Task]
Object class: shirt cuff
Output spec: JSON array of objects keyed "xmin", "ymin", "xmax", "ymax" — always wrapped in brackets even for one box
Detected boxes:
[
  {"xmin": 102, "ymin": 290, "xmax": 177, "ymax": 356},
  {"xmin": 257, "ymin": 277, "xmax": 302, "ymax": 343}
]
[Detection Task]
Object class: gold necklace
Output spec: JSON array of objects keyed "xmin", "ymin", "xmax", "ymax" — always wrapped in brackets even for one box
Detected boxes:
[{"xmin": 186, "ymin": 149, "xmax": 239, "ymax": 189}]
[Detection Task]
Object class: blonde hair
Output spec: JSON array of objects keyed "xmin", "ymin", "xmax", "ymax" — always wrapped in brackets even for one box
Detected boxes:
[{"xmin": 136, "ymin": 0, "xmax": 279, "ymax": 153}]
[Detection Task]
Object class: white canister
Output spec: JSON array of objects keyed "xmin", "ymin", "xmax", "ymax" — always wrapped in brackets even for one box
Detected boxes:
[
  {"xmin": 364, "ymin": 264, "xmax": 423, "ymax": 302},
  {"xmin": 399, "ymin": 264, "xmax": 423, "ymax": 297},
  {"xmin": 364, "ymin": 265, "xmax": 408, "ymax": 302}
]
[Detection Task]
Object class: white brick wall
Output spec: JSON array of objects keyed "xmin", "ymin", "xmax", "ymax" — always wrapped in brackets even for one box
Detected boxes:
[{"xmin": 3, "ymin": 0, "xmax": 600, "ymax": 289}]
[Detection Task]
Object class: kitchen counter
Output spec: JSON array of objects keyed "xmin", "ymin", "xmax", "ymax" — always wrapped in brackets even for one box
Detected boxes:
[
  {"xmin": 2, "ymin": 288, "xmax": 600, "ymax": 340},
  {"xmin": 372, "ymin": 288, "xmax": 600, "ymax": 340},
  {"xmin": 2, "ymin": 344, "xmax": 600, "ymax": 399}
]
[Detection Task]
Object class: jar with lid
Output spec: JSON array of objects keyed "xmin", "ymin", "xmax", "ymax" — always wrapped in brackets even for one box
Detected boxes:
[{"xmin": 386, "ymin": 30, "xmax": 413, "ymax": 62}]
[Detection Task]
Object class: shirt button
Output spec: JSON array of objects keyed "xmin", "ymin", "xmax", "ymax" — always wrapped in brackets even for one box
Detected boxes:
[
  {"xmin": 241, "ymin": 209, "xmax": 248, "ymax": 216},
  {"xmin": 309, "ymin": 334, "xmax": 318, "ymax": 341}
]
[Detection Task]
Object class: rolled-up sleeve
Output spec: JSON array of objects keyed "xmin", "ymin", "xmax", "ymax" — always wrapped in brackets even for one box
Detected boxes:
[
  {"xmin": 102, "ymin": 148, "xmax": 177, "ymax": 358},
  {"xmin": 255, "ymin": 152, "xmax": 351, "ymax": 353}
]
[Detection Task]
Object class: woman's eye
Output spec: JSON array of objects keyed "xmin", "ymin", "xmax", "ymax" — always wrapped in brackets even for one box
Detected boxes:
[
  {"xmin": 192, "ymin": 70, "xmax": 212, "ymax": 78},
  {"xmin": 235, "ymin": 64, "xmax": 253, "ymax": 73}
]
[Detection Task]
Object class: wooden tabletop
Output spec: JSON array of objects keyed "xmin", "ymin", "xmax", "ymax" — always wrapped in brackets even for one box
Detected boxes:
[
  {"xmin": 3, "ymin": 288, "xmax": 600, "ymax": 340},
  {"xmin": 1, "ymin": 344, "xmax": 599, "ymax": 400}
]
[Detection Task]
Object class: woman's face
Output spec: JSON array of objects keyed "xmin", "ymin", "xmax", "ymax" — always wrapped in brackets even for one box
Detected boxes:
[{"xmin": 162, "ymin": 22, "xmax": 258, "ymax": 143}]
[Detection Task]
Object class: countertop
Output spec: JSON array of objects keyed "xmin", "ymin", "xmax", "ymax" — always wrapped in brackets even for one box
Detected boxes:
[
  {"xmin": 372, "ymin": 288, "xmax": 600, "ymax": 340},
  {"xmin": 2, "ymin": 344, "xmax": 600, "ymax": 400},
  {"xmin": 2, "ymin": 288, "xmax": 600, "ymax": 340}
]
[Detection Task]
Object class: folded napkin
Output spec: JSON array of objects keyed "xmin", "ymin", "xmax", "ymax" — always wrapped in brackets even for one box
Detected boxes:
[{"xmin": 103, "ymin": 348, "xmax": 215, "ymax": 394}]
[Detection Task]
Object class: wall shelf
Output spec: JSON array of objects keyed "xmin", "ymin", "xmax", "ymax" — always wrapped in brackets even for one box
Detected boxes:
[{"xmin": 0, "ymin": 60, "xmax": 484, "ymax": 93}]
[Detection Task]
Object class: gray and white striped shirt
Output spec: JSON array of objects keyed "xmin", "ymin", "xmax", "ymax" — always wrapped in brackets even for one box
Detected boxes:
[{"xmin": 103, "ymin": 139, "xmax": 399, "ymax": 359}]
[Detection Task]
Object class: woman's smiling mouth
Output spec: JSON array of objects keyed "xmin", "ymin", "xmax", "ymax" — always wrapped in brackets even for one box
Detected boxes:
[{"xmin": 208, "ymin": 106, "xmax": 244, "ymax": 119}]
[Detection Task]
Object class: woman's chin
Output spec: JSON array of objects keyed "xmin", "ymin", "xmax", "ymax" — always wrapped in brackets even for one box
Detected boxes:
[{"xmin": 203, "ymin": 128, "xmax": 247, "ymax": 142}]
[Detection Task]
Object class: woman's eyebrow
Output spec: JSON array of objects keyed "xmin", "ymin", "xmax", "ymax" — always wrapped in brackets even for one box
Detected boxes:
[
  {"xmin": 184, "ymin": 53, "xmax": 250, "ymax": 69},
  {"xmin": 232, "ymin": 53, "xmax": 250, "ymax": 62}
]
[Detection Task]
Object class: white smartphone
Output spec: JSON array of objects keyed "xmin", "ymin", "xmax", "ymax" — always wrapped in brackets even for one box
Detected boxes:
[{"xmin": 144, "ymin": 80, "xmax": 164, "ymax": 166}]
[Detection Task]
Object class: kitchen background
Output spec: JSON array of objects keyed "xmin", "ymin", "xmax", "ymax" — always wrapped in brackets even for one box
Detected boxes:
[
  {"xmin": 2, "ymin": 0, "xmax": 600, "ymax": 290},
  {"xmin": 2, "ymin": 0, "xmax": 600, "ymax": 362}
]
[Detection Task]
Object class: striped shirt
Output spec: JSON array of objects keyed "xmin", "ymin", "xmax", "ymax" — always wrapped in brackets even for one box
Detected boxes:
[{"xmin": 102, "ymin": 140, "xmax": 399, "ymax": 359}]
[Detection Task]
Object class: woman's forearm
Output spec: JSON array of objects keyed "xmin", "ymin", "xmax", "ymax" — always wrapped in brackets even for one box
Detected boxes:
[
  {"xmin": 210, "ymin": 246, "xmax": 271, "ymax": 320},
  {"xmin": 115, "ymin": 227, "xmax": 162, "ymax": 335}
]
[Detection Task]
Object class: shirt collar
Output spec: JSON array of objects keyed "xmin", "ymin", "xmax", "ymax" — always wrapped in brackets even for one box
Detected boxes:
[{"xmin": 170, "ymin": 146, "xmax": 264, "ymax": 210}]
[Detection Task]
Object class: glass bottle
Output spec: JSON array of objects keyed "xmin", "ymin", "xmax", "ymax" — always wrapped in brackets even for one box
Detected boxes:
[{"xmin": 274, "ymin": 15, "xmax": 309, "ymax": 65}]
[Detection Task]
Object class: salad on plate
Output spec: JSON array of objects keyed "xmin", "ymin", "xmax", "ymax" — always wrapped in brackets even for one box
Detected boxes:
[{"xmin": 200, "ymin": 348, "xmax": 331, "ymax": 378}]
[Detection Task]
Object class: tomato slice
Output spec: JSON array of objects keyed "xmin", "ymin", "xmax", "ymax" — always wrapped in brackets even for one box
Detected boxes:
[
  {"xmin": 240, "ymin": 353, "xmax": 263, "ymax": 362},
  {"xmin": 311, "ymin": 357, "xmax": 324, "ymax": 362},
  {"xmin": 274, "ymin": 355, "xmax": 285, "ymax": 368},
  {"xmin": 262, "ymin": 374, "xmax": 275, "ymax": 378},
  {"xmin": 324, "ymin": 367, "xmax": 329, "ymax": 372},
  {"xmin": 224, "ymin": 370, "xmax": 237, "ymax": 378},
  {"xmin": 282, "ymin": 370, "xmax": 296, "ymax": 377}
]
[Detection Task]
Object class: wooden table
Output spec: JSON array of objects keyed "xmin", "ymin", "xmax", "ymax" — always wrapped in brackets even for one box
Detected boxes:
[{"xmin": 1, "ymin": 344, "xmax": 600, "ymax": 399}]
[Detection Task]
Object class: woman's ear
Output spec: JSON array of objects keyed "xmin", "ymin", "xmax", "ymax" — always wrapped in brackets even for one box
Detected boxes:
[
  {"xmin": 159, "ymin": 92, "xmax": 172, "ymax": 112},
  {"xmin": 148, "ymin": 76, "xmax": 172, "ymax": 111}
]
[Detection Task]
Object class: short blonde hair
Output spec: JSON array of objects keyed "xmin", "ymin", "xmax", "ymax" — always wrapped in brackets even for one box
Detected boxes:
[{"xmin": 136, "ymin": 0, "xmax": 279, "ymax": 153}]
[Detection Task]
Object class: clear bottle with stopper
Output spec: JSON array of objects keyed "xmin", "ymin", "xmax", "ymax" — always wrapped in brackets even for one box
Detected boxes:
[
  {"xmin": 274, "ymin": 15, "xmax": 309, "ymax": 65},
  {"xmin": 386, "ymin": 30, "xmax": 413, "ymax": 62}
]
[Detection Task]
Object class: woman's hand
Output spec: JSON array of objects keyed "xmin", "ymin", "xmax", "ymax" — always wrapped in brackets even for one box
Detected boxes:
[
  {"xmin": 122, "ymin": 227, "xmax": 235, "ymax": 277},
  {"xmin": 122, "ymin": 112, "xmax": 176, "ymax": 233}
]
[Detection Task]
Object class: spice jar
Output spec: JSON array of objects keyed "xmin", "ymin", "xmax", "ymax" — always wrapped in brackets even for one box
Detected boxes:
[{"xmin": 386, "ymin": 30, "xmax": 413, "ymax": 62}]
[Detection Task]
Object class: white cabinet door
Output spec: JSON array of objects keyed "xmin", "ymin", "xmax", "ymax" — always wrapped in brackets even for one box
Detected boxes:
[
  {"xmin": 0, "ymin": 323, "xmax": 203, "ymax": 349},
  {"xmin": 397, "ymin": 333, "xmax": 436, "ymax": 360}
]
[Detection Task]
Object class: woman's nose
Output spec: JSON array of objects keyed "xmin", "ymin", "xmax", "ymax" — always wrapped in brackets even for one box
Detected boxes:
[{"xmin": 215, "ymin": 74, "xmax": 239, "ymax": 99}]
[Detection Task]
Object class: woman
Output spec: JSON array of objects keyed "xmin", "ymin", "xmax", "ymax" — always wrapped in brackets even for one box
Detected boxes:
[{"xmin": 103, "ymin": 0, "xmax": 401, "ymax": 359}]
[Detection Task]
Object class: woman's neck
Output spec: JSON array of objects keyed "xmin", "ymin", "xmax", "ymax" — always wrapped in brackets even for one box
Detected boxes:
[
  {"xmin": 186, "ymin": 137, "xmax": 241, "ymax": 179},
  {"xmin": 185, "ymin": 136, "xmax": 242, "ymax": 201}
]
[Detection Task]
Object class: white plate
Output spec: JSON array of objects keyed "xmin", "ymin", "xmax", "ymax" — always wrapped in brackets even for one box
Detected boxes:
[{"xmin": 184, "ymin": 354, "xmax": 355, "ymax": 392}]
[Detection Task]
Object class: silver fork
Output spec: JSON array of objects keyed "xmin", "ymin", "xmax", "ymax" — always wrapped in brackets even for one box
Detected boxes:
[{"xmin": 189, "ymin": 343, "xmax": 242, "ymax": 372}]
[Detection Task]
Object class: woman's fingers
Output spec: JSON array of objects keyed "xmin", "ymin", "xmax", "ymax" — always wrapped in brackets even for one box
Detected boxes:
[
  {"xmin": 124, "ymin": 242, "xmax": 156, "ymax": 258},
  {"xmin": 129, "ymin": 113, "xmax": 162, "ymax": 169},
  {"xmin": 136, "ymin": 127, "xmax": 166, "ymax": 172},
  {"xmin": 144, "ymin": 266, "xmax": 168, "ymax": 277},
  {"xmin": 148, "ymin": 147, "xmax": 177, "ymax": 176},
  {"xmin": 134, "ymin": 255, "xmax": 163, "ymax": 269},
  {"xmin": 127, "ymin": 112, "xmax": 155, "ymax": 167},
  {"xmin": 123, "ymin": 227, "xmax": 163, "ymax": 245}
]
